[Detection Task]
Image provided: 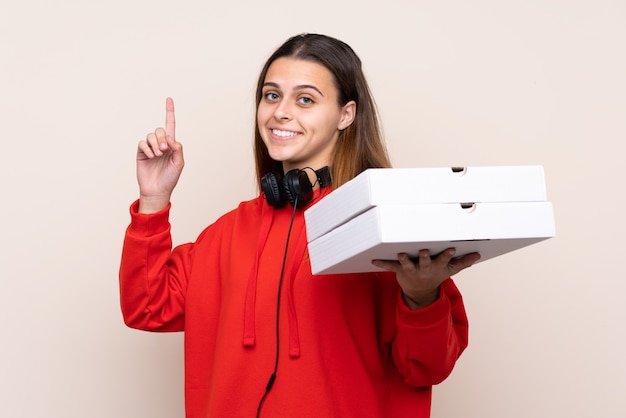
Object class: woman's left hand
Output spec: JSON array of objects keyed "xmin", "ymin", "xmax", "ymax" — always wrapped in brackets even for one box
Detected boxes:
[{"xmin": 372, "ymin": 249, "xmax": 481, "ymax": 309}]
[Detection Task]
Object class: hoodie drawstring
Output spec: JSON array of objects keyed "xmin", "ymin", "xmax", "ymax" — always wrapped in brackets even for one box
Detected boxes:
[
  {"xmin": 243, "ymin": 200, "xmax": 306, "ymax": 358},
  {"xmin": 286, "ymin": 222, "xmax": 308, "ymax": 358},
  {"xmin": 243, "ymin": 203, "xmax": 273, "ymax": 348}
]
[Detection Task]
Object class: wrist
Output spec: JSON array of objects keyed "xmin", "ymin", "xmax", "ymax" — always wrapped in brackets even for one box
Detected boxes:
[
  {"xmin": 402, "ymin": 288, "xmax": 439, "ymax": 310},
  {"xmin": 138, "ymin": 194, "xmax": 171, "ymax": 214}
]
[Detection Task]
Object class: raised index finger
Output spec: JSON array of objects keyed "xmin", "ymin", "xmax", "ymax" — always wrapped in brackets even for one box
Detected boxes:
[{"xmin": 165, "ymin": 97, "xmax": 176, "ymax": 140}]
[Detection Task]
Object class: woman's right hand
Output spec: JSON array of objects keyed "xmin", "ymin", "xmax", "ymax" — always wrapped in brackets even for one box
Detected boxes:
[{"xmin": 136, "ymin": 97, "xmax": 184, "ymax": 213}]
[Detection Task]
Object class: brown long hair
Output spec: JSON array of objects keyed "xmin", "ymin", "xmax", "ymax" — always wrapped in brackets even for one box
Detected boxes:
[{"xmin": 253, "ymin": 34, "xmax": 391, "ymax": 190}]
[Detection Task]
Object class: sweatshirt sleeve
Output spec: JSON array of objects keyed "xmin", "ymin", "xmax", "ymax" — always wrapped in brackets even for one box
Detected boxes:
[
  {"xmin": 118, "ymin": 200, "xmax": 191, "ymax": 332},
  {"xmin": 391, "ymin": 278, "xmax": 468, "ymax": 386}
]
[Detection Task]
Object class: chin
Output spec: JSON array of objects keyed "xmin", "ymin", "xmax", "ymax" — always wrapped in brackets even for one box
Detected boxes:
[{"xmin": 266, "ymin": 150, "xmax": 296, "ymax": 165}]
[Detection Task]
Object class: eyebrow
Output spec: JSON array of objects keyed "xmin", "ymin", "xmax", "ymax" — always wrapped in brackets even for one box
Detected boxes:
[{"xmin": 262, "ymin": 82, "xmax": 325, "ymax": 97}]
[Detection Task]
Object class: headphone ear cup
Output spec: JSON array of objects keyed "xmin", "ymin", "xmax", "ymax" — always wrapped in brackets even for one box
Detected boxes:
[
  {"xmin": 283, "ymin": 169, "xmax": 313, "ymax": 208},
  {"xmin": 261, "ymin": 172, "xmax": 287, "ymax": 208}
]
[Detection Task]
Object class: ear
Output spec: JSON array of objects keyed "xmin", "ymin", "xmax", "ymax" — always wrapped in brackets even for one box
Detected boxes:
[{"xmin": 337, "ymin": 101, "xmax": 356, "ymax": 131}]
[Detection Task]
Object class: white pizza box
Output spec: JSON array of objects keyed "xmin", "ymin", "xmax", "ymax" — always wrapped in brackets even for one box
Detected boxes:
[
  {"xmin": 307, "ymin": 201, "xmax": 556, "ymax": 275},
  {"xmin": 305, "ymin": 166, "xmax": 547, "ymax": 242}
]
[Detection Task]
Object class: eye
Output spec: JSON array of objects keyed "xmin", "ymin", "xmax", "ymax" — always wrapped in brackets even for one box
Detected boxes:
[
  {"xmin": 298, "ymin": 96, "xmax": 314, "ymax": 105},
  {"xmin": 263, "ymin": 92, "xmax": 280, "ymax": 101}
]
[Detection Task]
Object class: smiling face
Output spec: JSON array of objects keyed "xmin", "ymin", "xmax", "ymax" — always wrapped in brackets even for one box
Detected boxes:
[{"xmin": 257, "ymin": 58, "xmax": 356, "ymax": 173}]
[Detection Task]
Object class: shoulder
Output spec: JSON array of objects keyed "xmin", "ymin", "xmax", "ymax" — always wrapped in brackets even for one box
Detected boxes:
[
  {"xmin": 195, "ymin": 194, "xmax": 267, "ymax": 240},
  {"xmin": 226, "ymin": 194, "xmax": 267, "ymax": 221}
]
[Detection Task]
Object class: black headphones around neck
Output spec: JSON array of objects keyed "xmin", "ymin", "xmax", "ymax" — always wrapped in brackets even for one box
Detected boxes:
[{"xmin": 261, "ymin": 166, "xmax": 332, "ymax": 209}]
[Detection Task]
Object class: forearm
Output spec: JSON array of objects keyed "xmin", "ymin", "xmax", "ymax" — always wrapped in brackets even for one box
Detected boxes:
[
  {"xmin": 392, "ymin": 279, "xmax": 469, "ymax": 386},
  {"xmin": 119, "ymin": 200, "xmax": 186, "ymax": 331}
]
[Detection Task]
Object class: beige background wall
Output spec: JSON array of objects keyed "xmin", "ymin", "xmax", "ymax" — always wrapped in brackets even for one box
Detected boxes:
[{"xmin": 2, "ymin": 0, "xmax": 624, "ymax": 417}]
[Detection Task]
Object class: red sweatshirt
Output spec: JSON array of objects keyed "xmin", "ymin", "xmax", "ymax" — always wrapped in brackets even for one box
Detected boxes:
[{"xmin": 119, "ymin": 194, "xmax": 468, "ymax": 418}]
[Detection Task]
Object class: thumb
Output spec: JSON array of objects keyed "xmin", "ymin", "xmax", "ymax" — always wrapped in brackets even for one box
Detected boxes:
[
  {"xmin": 167, "ymin": 135, "xmax": 185, "ymax": 169},
  {"xmin": 449, "ymin": 252, "xmax": 481, "ymax": 275}
]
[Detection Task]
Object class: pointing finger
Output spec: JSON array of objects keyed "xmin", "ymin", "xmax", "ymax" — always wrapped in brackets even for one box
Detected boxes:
[{"xmin": 165, "ymin": 97, "xmax": 176, "ymax": 141}]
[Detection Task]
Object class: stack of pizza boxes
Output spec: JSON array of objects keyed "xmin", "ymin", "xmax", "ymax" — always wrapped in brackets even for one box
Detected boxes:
[{"xmin": 305, "ymin": 166, "xmax": 556, "ymax": 275}]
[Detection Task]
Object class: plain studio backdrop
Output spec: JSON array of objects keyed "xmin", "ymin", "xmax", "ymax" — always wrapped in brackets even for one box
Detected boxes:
[{"xmin": 1, "ymin": 0, "xmax": 624, "ymax": 417}]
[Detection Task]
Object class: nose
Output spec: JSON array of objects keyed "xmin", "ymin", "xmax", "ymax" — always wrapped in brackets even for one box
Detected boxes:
[{"xmin": 273, "ymin": 101, "xmax": 292, "ymax": 121}]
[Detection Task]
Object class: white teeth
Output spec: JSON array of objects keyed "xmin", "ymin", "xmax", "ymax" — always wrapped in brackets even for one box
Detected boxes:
[{"xmin": 272, "ymin": 129, "xmax": 298, "ymax": 137}]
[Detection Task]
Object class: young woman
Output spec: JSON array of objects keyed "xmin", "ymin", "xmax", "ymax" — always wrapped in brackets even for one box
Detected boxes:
[{"xmin": 120, "ymin": 33, "xmax": 480, "ymax": 418}]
